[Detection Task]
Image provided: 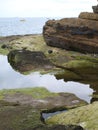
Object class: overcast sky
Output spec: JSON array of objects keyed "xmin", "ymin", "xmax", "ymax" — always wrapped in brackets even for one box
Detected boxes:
[{"xmin": 0, "ymin": 0, "xmax": 97, "ymax": 17}]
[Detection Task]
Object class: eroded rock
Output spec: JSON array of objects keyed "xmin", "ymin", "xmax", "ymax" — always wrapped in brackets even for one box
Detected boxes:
[{"xmin": 43, "ymin": 16, "xmax": 98, "ymax": 53}]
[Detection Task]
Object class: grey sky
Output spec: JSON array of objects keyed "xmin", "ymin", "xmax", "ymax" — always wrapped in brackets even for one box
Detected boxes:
[{"xmin": 0, "ymin": 0, "xmax": 97, "ymax": 17}]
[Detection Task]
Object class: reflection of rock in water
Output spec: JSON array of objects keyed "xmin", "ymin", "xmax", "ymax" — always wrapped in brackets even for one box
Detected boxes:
[{"xmin": 8, "ymin": 50, "xmax": 54, "ymax": 73}]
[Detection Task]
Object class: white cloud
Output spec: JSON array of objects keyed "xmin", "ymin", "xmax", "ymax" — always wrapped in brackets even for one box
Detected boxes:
[{"xmin": 0, "ymin": 0, "xmax": 97, "ymax": 17}]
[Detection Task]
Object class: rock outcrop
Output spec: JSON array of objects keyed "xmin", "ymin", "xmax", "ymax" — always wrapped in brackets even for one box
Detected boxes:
[{"xmin": 43, "ymin": 7, "xmax": 98, "ymax": 53}]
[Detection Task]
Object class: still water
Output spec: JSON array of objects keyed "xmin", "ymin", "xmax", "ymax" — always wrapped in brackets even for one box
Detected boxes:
[{"xmin": 0, "ymin": 55, "xmax": 94, "ymax": 103}]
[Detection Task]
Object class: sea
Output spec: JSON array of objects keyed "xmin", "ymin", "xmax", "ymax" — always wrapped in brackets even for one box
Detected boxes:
[{"xmin": 0, "ymin": 17, "xmax": 52, "ymax": 36}]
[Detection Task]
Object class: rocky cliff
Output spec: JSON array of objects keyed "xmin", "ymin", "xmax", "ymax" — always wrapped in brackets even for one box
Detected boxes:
[{"xmin": 43, "ymin": 6, "xmax": 98, "ymax": 53}]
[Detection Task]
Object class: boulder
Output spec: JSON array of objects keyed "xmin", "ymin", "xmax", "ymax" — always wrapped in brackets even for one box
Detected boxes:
[
  {"xmin": 8, "ymin": 50, "xmax": 54, "ymax": 73},
  {"xmin": 43, "ymin": 17, "xmax": 98, "ymax": 53}
]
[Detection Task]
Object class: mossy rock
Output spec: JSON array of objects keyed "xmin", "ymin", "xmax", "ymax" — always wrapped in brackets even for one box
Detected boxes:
[
  {"xmin": 46, "ymin": 102, "xmax": 98, "ymax": 130},
  {"xmin": 55, "ymin": 69, "xmax": 82, "ymax": 81},
  {"xmin": 0, "ymin": 87, "xmax": 86, "ymax": 130},
  {"xmin": 0, "ymin": 87, "xmax": 87, "ymax": 110},
  {"xmin": 0, "ymin": 105, "xmax": 44, "ymax": 130},
  {"xmin": 0, "ymin": 103, "xmax": 85, "ymax": 130},
  {"xmin": 0, "ymin": 87, "xmax": 58, "ymax": 100}
]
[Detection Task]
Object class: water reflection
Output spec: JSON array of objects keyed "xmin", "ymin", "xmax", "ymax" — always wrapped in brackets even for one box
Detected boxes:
[{"xmin": 0, "ymin": 55, "xmax": 94, "ymax": 103}]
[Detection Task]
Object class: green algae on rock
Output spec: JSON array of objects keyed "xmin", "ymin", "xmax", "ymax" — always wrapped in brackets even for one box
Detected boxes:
[
  {"xmin": 0, "ymin": 34, "xmax": 53, "ymax": 55},
  {"xmin": 0, "ymin": 101, "xmax": 85, "ymax": 130},
  {"xmin": 0, "ymin": 87, "xmax": 86, "ymax": 130},
  {"xmin": 0, "ymin": 87, "xmax": 58, "ymax": 100},
  {"xmin": 0, "ymin": 105, "xmax": 44, "ymax": 130},
  {"xmin": 7, "ymin": 42, "xmax": 98, "ymax": 81},
  {"xmin": 46, "ymin": 101, "xmax": 98, "ymax": 130},
  {"xmin": 0, "ymin": 87, "xmax": 87, "ymax": 110}
]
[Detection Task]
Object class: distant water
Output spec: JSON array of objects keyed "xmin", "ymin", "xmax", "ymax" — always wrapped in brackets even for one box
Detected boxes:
[{"xmin": 0, "ymin": 17, "xmax": 50, "ymax": 36}]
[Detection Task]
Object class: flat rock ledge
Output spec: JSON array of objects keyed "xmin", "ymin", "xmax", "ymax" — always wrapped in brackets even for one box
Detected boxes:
[{"xmin": 0, "ymin": 87, "xmax": 86, "ymax": 130}]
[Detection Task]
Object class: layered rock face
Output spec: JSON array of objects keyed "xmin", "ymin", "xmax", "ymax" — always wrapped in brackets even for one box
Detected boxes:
[{"xmin": 43, "ymin": 7, "xmax": 98, "ymax": 53}]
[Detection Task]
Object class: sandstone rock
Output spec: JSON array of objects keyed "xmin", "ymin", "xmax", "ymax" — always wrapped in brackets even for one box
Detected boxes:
[
  {"xmin": 43, "ymin": 18, "xmax": 98, "ymax": 53},
  {"xmin": 79, "ymin": 12, "xmax": 98, "ymax": 21}
]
